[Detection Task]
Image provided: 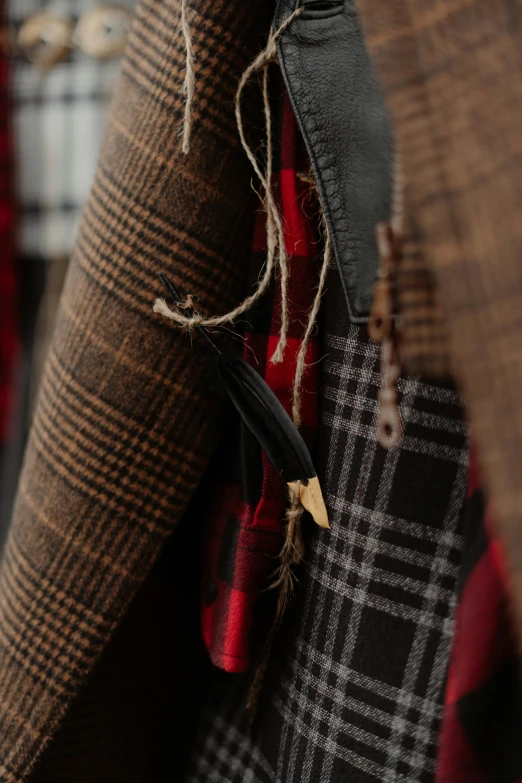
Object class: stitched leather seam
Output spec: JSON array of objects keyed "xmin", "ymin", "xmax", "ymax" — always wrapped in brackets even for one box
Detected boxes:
[
  {"xmin": 277, "ymin": 31, "xmax": 366, "ymax": 323},
  {"xmin": 298, "ymin": 1, "xmax": 345, "ymax": 20}
]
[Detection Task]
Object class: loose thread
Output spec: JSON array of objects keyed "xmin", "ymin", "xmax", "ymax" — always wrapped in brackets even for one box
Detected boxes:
[
  {"xmin": 246, "ymin": 483, "xmax": 304, "ymax": 717},
  {"xmin": 155, "ymin": 8, "xmax": 303, "ymax": 347},
  {"xmin": 180, "ymin": 0, "xmax": 195, "ymax": 154},
  {"xmin": 270, "ymin": 485, "xmax": 305, "ymax": 593},
  {"xmin": 372, "ymin": 147, "xmax": 404, "ymax": 449},
  {"xmin": 234, "ymin": 12, "xmax": 303, "ymax": 363},
  {"xmin": 292, "ymin": 224, "xmax": 331, "ymax": 426},
  {"xmin": 261, "ymin": 62, "xmax": 288, "ymax": 364}
]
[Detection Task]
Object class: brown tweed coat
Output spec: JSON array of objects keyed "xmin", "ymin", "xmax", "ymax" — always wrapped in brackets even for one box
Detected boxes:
[
  {"xmin": 2, "ymin": 0, "xmax": 522, "ymax": 779},
  {"xmin": 0, "ymin": 0, "xmax": 273, "ymax": 779}
]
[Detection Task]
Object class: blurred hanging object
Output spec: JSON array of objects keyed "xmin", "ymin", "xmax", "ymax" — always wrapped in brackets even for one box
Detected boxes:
[
  {"xmin": 0, "ymin": 0, "xmax": 19, "ymax": 449},
  {"xmin": 74, "ymin": 5, "xmax": 132, "ymax": 59},
  {"xmin": 437, "ymin": 445, "xmax": 522, "ymax": 781},
  {"xmin": 0, "ymin": 0, "xmax": 137, "ymax": 548},
  {"xmin": 8, "ymin": 0, "xmax": 136, "ymax": 260},
  {"xmin": 369, "ymin": 156, "xmax": 404, "ymax": 449},
  {"xmin": 17, "ymin": 11, "xmax": 74, "ymax": 69}
]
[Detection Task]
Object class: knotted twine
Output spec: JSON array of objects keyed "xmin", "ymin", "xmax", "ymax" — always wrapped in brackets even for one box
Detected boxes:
[
  {"xmin": 155, "ymin": 4, "xmax": 331, "ymax": 426},
  {"xmin": 159, "ymin": 5, "xmax": 333, "ymax": 714}
]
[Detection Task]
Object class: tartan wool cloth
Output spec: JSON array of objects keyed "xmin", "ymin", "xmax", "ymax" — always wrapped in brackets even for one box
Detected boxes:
[
  {"xmin": 0, "ymin": 4, "xmax": 18, "ymax": 446},
  {"xmin": 201, "ymin": 89, "xmax": 322, "ymax": 673},
  {"xmin": 187, "ymin": 275, "xmax": 469, "ymax": 783},
  {"xmin": 437, "ymin": 447, "xmax": 522, "ymax": 783},
  {"xmin": 0, "ymin": 1, "xmax": 277, "ymax": 779}
]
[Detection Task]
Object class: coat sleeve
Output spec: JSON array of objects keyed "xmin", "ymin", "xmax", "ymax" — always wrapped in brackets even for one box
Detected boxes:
[
  {"xmin": 354, "ymin": 0, "xmax": 522, "ymax": 643},
  {"xmin": 0, "ymin": 0, "xmax": 272, "ymax": 778}
]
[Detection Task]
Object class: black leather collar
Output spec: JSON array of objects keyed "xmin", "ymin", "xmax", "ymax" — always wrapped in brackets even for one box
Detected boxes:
[{"xmin": 275, "ymin": 0, "xmax": 393, "ymax": 322}]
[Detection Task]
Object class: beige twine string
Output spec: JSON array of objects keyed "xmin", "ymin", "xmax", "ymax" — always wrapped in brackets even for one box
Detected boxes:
[
  {"xmin": 158, "ymin": 6, "xmax": 331, "ymax": 418},
  {"xmin": 246, "ymin": 482, "xmax": 305, "ymax": 716},
  {"xmin": 233, "ymin": 6, "xmax": 304, "ymax": 363},
  {"xmin": 155, "ymin": 8, "xmax": 302, "ymax": 348},
  {"xmin": 259, "ymin": 58, "xmax": 287, "ymax": 362},
  {"xmin": 180, "ymin": 0, "xmax": 195, "ymax": 155},
  {"xmin": 292, "ymin": 225, "xmax": 331, "ymax": 426}
]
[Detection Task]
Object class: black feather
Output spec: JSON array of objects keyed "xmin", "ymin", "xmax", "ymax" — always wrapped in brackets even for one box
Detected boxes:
[
  {"xmin": 217, "ymin": 354, "xmax": 315, "ymax": 483},
  {"xmin": 158, "ymin": 273, "xmax": 317, "ymax": 484}
]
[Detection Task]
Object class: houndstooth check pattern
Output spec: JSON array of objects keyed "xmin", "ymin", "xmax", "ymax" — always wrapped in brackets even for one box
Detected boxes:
[
  {"xmin": 187, "ymin": 296, "xmax": 469, "ymax": 783},
  {"xmin": 7, "ymin": 0, "xmax": 135, "ymax": 258}
]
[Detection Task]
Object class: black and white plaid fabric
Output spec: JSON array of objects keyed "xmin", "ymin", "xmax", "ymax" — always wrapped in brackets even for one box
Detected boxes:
[
  {"xmin": 7, "ymin": 0, "xmax": 135, "ymax": 258},
  {"xmin": 186, "ymin": 276, "xmax": 469, "ymax": 783}
]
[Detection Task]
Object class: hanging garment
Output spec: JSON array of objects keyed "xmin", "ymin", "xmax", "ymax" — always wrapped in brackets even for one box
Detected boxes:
[
  {"xmin": 187, "ymin": 265, "xmax": 468, "ymax": 783},
  {"xmin": 0, "ymin": 0, "xmax": 521, "ymax": 780},
  {"xmin": 0, "ymin": 1, "xmax": 276, "ymax": 779},
  {"xmin": 437, "ymin": 446, "xmax": 522, "ymax": 783},
  {"xmin": 183, "ymin": 82, "xmax": 470, "ymax": 778}
]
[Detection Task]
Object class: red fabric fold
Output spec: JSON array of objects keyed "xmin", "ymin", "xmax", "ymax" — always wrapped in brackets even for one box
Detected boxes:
[{"xmin": 201, "ymin": 92, "xmax": 322, "ymax": 673}]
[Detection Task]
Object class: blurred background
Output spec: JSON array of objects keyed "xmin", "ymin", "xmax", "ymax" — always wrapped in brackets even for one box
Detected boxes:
[{"xmin": 0, "ymin": 0, "xmax": 136, "ymax": 549}]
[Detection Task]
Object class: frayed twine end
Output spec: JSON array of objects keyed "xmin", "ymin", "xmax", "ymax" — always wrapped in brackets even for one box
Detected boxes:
[
  {"xmin": 246, "ymin": 483, "xmax": 304, "ymax": 717},
  {"xmin": 153, "ymin": 297, "xmax": 202, "ymax": 330},
  {"xmin": 270, "ymin": 336, "xmax": 287, "ymax": 365},
  {"xmin": 180, "ymin": 0, "xmax": 196, "ymax": 155}
]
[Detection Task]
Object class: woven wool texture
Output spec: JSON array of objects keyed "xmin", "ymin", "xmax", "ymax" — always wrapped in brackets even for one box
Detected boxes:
[
  {"xmin": 187, "ymin": 274, "xmax": 469, "ymax": 783},
  {"xmin": 0, "ymin": 0, "xmax": 274, "ymax": 779},
  {"xmin": 354, "ymin": 0, "xmax": 522, "ymax": 649},
  {"xmin": 26, "ymin": 528, "xmax": 208, "ymax": 782}
]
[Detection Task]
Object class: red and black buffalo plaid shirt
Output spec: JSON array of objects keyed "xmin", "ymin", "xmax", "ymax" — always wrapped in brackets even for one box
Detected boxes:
[
  {"xmin": 438, "ymin": 444, "xmax": 522, "ymax": 782},
  {"xmin": 0, "ymin": 16, "xmax": 19, "ymax": 446},
  {"xmin": 200, "ymin": 90, "xmax": 322, "ymax": 673}
]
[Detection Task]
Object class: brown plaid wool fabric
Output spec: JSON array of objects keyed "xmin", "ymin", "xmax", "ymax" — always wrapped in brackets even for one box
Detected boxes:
[
  {"xmin": 0, "ymin": 0, "xmax": 273, "ymax": 779},
  {"xmin": 355, "ymin": 0, "xmax": 522, "ymax": 647}
]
